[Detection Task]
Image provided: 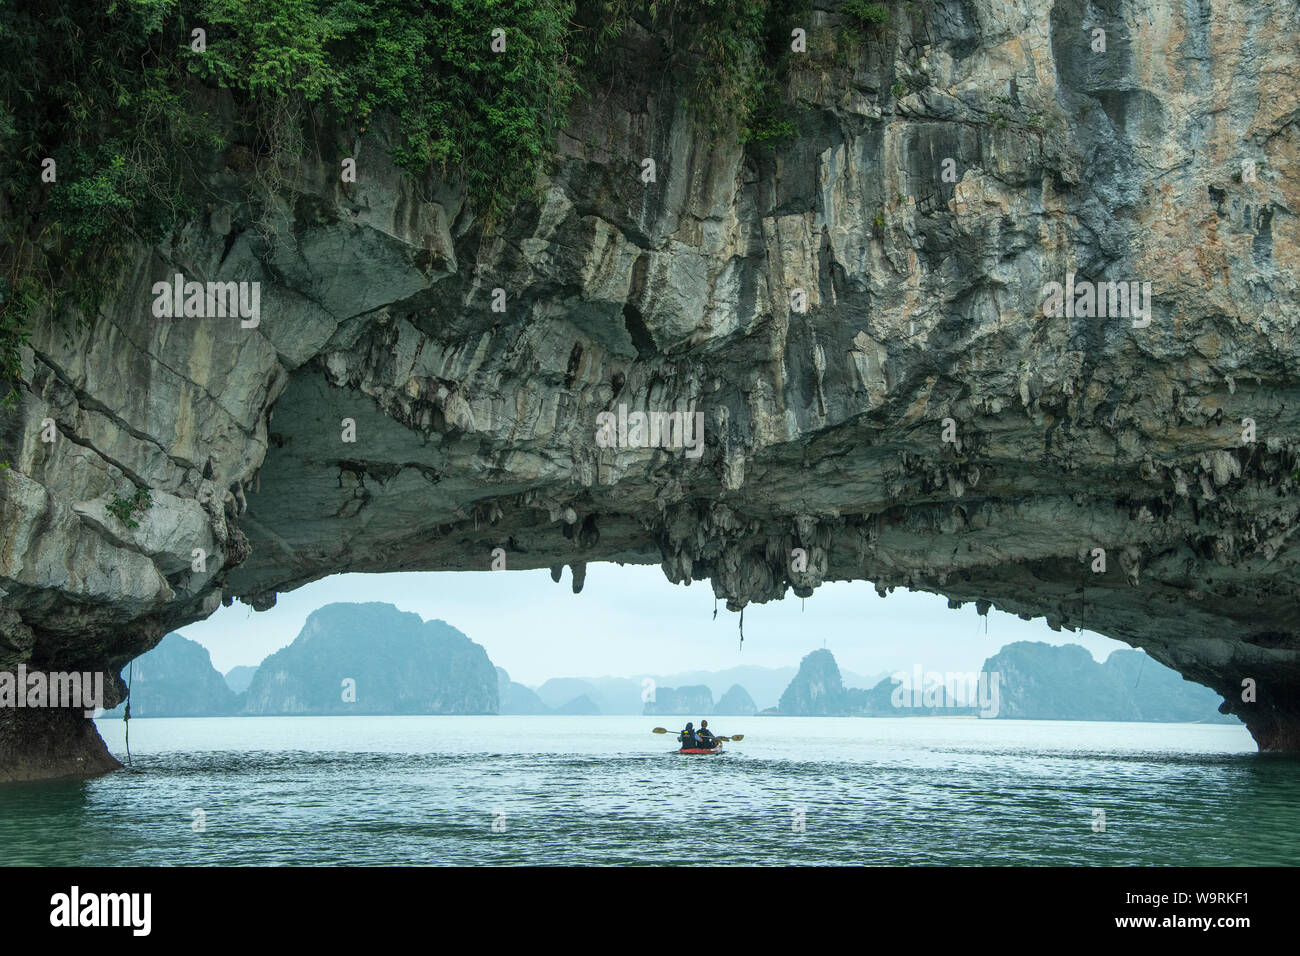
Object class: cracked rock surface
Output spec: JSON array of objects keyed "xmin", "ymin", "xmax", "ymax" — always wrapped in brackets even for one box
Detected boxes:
[{"xmin": 2, "ymin": 0, "xmax": 1300, "ymax": 778}]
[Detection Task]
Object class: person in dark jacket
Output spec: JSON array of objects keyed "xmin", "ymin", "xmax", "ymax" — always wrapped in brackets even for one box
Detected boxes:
[
  {"xmin": 678, "ymin": 722, "xmax": 698, "ymax": 749},
  {"xmin": 696, "ymin": 720, "xmax": 716, "ymax": 748}
]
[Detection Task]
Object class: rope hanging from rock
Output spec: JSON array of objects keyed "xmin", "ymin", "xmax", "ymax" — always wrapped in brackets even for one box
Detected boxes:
[{"xmin": 124, "ymin": 660, "xmax": 133, "ymax": 767}]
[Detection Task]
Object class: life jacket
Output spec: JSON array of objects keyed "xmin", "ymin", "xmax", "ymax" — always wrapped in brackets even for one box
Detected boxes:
[{"xmin": 680, "ymin": 728, "xmax": 697, "ymax": 748}]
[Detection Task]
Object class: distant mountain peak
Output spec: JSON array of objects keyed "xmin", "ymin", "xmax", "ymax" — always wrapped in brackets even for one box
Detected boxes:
[{"xmin": 241, "ymin": 602, "xmax": 495, "ymax": 715}]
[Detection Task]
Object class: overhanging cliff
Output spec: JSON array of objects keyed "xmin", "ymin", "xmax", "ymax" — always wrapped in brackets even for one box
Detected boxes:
[{"xmin": 2, "ymin": 0, "xmax": 1299, "ymax": 779}]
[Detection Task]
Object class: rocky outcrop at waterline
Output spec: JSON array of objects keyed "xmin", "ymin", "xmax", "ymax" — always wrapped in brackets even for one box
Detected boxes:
[
  {"xmin": 985, "ymin": 643, "xmax": 1238, "ymax": 722},
  {"xmin": 3, "ymin": 0, "xmax": 1300, "ymax": 778},
  {"xmin": 769, "ymin": 645, "xmax": 1236, "ymax": 719}
]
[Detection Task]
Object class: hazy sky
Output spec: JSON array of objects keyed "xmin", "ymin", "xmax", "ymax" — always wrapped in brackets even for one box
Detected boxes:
[{"xmin": 182, "ymin": 563, "xmax": 1128, "ymax": 685}]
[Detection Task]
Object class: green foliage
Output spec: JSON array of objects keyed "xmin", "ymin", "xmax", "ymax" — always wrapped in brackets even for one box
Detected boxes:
[
  {"xmin": 0, "ymin": 0, "xmax": 811, "ymax": 427},
  {"xmin": 740, "ymin": 117, "xmax": 798, "ymax": 148},
  {"xmin": 0, "ymin": 280, "xmax": 31, "ymax": 407},
  {"xmin": 576, "ymin": 0, "xmax": 809, "ymax": 146},
  {"xmin": 188, "ymin": 0, "xmax": 579, "ymax": 225},
  {"xmin": 844, "ymin": 0, "xmax": 889, "ymax": 26},
  {"xmin": 0, "ymin": 0, "xmax": 581, "ymax": 418},
  {"xmin": 106, "ymin": 486, "xmax": 153, "ymax": 528},
  {"xmin": 668, "ymin": 0, "xmax": 770, "ymax": 128},
  {"xmin": 0, "ymin": 0, "xmax": 214, "ymax": 420},
  {"xmin": 740, "ymin": 0, "xmax": 810, "ymax": 147}
]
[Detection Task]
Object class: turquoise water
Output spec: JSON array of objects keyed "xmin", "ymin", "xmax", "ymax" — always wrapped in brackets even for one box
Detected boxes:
[{"xmin": 1, "ymin": 715, "xmax": 1295, "ymax": 865}]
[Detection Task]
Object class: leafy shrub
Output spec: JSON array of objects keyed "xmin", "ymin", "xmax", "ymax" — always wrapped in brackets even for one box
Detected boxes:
[
  {"xmin": 740, "ymin": 117, "xmax": 798, "ymax": 148},
  {"xmin": 186, "ymin": 0, "xmax": 580, "ymax": 224},
  {"xmin": 0, "ymin": 0, "xmax": 812, "ymax": 419},
  {"xmin": 0, "ymin": 0, "xmax": 581, "ymax": 420},
  {"xmin": 844, "ymin": 0, "xmax": 889, "ymax": 26},
  {"xmin": 107, "ymin": 487, "xmax": 153, "ymax": 528}
]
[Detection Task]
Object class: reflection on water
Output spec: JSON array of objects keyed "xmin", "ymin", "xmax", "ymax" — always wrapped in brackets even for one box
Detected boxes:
[{"xmin": 0, "ymin": 715, "xmax": 1294, "ymax": 865}]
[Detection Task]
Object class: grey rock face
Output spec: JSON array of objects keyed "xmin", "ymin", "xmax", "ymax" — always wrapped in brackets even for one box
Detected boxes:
[
  {"xmin": 714, "ymin": 684, "xmax": 758, "ymax": 716},
  {"xmin": 981, "ymin": 641, "xmax": 1142, "ymax": 721},
  {"xmin": 240, "ymin": 603, "xmax": 497, "ymax": 715},
  {"xmin": 100, "ymin": 633, "xmax": 237, "ymax": 718},
  {"xmin": 845, "ymin": 643, "xmax": 1234, "ymax": 720},
  {"xmin": 497, "ymin": 668, "xmax": 550, "ymax": 715},
  {"xmin": 1100, "ymin": 648, "xmax": 1238, "ymax": 723},
  {"xmin": 3, "ymin": 1, "xmax": 1300, "ymax": 776},
  {"xmin": 224, "ymin": 665, "xmax": 258, "ymax": 695},
  {"xmin": 778, "ymin": 649, "xmax": 847, "ymax": 716}
]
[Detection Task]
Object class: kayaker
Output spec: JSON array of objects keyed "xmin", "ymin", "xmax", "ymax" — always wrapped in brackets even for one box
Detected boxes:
[
  {"xmin": 697, "ymin": 720, "xmax": 716, "ymax": 748},
  {"xmin": 678, "ymin": 722, "xmax": 698, "ymax": 748}
]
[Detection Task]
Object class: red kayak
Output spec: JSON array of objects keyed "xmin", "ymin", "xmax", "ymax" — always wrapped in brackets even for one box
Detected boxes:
[{"xmin": 677, "ymin": 747, "xmax": 724, "ymax": 755}]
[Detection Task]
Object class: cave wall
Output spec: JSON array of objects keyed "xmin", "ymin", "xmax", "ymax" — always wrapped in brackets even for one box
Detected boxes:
[{"xmin": 3, "ymin": 0, "xmax": 1300, "ymax": 778}]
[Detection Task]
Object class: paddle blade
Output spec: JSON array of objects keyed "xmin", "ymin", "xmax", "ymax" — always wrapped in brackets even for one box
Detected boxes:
[
  {"xmin": 728, "ymin": 734, "xmax": 744, "ymax": 742},
  {"xmin": 652, "ymin": 727, "xmax": 670, "ymax": 734}
]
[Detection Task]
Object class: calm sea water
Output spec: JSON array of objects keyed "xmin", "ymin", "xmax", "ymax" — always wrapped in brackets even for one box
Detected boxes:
[{"xmin": 1, "ymin": 715, "xmax": 1295, "ymax": 866}]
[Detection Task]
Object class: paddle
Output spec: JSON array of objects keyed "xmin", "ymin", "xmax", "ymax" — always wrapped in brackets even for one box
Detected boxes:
[{"xmin": 651, "ymin": 728, "xmax": 743, "ymax": 743}]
